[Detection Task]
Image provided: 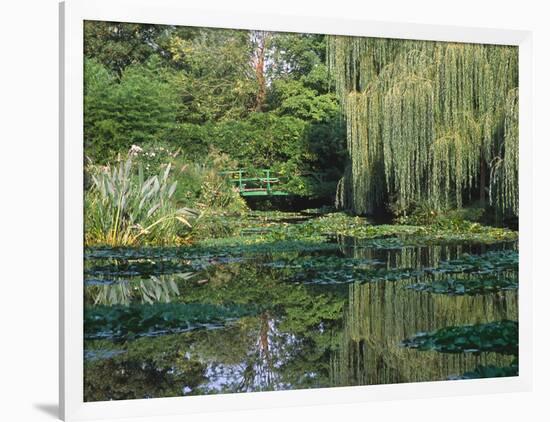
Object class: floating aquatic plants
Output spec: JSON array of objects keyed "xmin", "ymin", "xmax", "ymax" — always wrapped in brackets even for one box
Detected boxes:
[
  {"xmin": 85, "ymin": 212, "xmax": 518, "ymax": 271},
  {"xmin": 262, "ymin": 247, "xmax": 517, "ymax": 286},
  {"xmin": 82, "ymin": 209, "xmax": 520, "ymax": 398},
  {"xmin": 84, "ymin": 303, "xmax": 257, "ymax": 340},
  {"xmin": 85, "ymin": 259, "xmax": 196, "ymax": 278},
  {"xmin": 451, "ymin": 363, "xmax": 518, "ymax": 380},
  {"xmin": 407, "ymin": 277, "xmax": 518, "ymax": 295},
  {"xmin": 85, "ymin": 241, "xmax": 340, "ymax": 262},
  {"xmin": 292, "ymin": 267, "xmax": 425, "ymax": 285},
  {"xmin": 434, "ymin": 250, "xmax": 518, "ymax": 275},
  {"xmin": 401, "ymin": 320, "xmax": 518, "ymax": 355}
]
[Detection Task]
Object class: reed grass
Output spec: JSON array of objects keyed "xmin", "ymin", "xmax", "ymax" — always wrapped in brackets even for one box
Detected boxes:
[{"xmin": 84, "ymin": 159, "xmax": 198, "ymax": 246}]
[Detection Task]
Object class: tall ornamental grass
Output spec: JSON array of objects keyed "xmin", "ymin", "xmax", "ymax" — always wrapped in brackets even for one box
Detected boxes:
[{"xmin": 84, "ymin": 159, "xmax": 197, "ymax": 246}]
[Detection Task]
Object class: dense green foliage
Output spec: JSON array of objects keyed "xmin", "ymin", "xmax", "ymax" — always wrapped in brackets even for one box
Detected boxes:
[
  {"xmin": 82, "ymin": 23, "xmax": 520, "ymax": 400},
  {"xmin": 84, "ymin": 159, "xmax": 197, "ymax": 246},
  {"xmin": 85, "ymin": 303, "xmax": 257, "ymax": 340},
  {"xmin": 84, "ymin": 21, "xmax": 519, "ymax": 224},
  {"xmin": 401, "ymin": 320, "xmax": 518, "ymax": 355},
  {"xmin": 84, "ymin": 58, "xmax": 178, "ymax": 161},
  {"xmin": 84, "ymin": 22, "xmax": 346, "ymax": 201},
  {"xmin": 328, "ymin": 38, "xmax": 519, "ymax": 219}
]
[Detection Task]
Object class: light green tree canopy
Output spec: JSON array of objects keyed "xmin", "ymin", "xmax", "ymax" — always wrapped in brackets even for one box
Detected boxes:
[{"xmin": 328, "ymin": 37, "xmax": 518, "ymax": 218}]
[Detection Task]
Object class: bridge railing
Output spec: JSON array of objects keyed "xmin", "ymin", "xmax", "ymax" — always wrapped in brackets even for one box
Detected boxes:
[
  {"xmin": 220, "ymin": 169, "xmax": 330, "ymax": 196},
  {"xmin": 220, "ymin": 169, "xmax": 282, "ymax": 195}
]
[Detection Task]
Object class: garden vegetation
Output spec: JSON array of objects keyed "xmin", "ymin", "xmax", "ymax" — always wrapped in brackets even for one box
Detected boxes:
[{"xmin": 83, "ymin": 22, "xmax": 518, "ymax": 242}]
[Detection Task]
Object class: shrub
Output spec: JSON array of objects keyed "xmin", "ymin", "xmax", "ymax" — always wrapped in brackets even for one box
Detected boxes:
[
  {"xmin": 84, "ymin": 58, "xmax": 178, "ymax": 163},
  {"xmin": 172, "ymin": 149, "xmax": 249, "ymax": 214},
  {"xmin": 395, "ymin": 202, "xmax": 489, "ymax": 232},
  {"xmin": 84, "ymin": 159, "xmax": 197, "ymax": 246}
]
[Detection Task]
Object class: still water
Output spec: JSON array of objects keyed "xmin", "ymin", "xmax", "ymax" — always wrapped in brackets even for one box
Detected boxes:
[{"xmin": 83, "ymin": 214, "xmax": 518, "ymax": 401}]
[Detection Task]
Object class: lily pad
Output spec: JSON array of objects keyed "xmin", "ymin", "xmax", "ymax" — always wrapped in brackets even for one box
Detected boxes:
[
  {"xmin": 451, "ymin": 363, "xmax": 518, "ymax": 380},
  {"xmin": 84, "ymin": 303, "xmax": 258, "ymax": 340},
  {"xmin": 401, "ymin": 320, "xmax": 518, "ymax": 355},
  {"xmin": 407, "ymin": 278, "xmax": 518, "ymax": 295}
]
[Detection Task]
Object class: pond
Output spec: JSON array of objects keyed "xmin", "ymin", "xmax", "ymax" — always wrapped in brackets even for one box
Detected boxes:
[{"xmin": 83, "ymin": 211, "xmax": 518, "ymax": 401}]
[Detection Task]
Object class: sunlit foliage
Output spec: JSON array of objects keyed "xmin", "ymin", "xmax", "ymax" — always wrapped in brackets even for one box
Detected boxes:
[{"xmin": 328, "ymin": 38, "xmax": 518, "ymax": 217}]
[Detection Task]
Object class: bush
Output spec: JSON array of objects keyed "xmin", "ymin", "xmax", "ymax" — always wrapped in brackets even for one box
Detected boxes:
[
  {"xmin": 171, "ymin": 149, "xmax": 249, "ymax": 213},
  {"xmin": 84, "ymin": 158, "xmax": 197, "ymax": 246},
  {"xmin": 395, "ymin": 202, "xmax": 488, "ymax": 232},
  {"xmin": 84, "ymin": 58, "xmax": 178, "ymax": 163}
]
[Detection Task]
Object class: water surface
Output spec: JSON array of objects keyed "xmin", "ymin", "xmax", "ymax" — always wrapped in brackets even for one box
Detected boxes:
[{"xmin": 83, "ymin": 212, "xmax": 518, "ymax": 401}]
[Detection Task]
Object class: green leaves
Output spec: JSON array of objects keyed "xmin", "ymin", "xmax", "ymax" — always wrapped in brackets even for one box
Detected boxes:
[
  {"xmin": 84, "ymin": 58, "xmax": 178, "ymax": 162},
  {"xmin": 84, "ymin": 26, "xmax": 346, "ymax": 201},
  {"xmin": 401, "ymin": 320, "xmax": 519, "ymax": 355},
  {"xmin": 84, "ymin": 159, "xmax": 197, "ymax": 246},
  {"xmin": 454, "ymin": 363, "xmax": 518, "ymax": 379},
  {"xmin": 407, "ymin": 278, "xmax": 518, "ymax": 295},
  {"xmin": 84, "ymin": 303, "xmax": 257, "ymax": 340},
  {"xmin": 328, "ymin": 38, "xmax": 518, "ymax": 219}
]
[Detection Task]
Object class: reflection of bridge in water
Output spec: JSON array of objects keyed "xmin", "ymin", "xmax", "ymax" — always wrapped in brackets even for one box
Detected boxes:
[{"xmin": 220, "ymin": 169, "xmax": 289, "ymax": 197}]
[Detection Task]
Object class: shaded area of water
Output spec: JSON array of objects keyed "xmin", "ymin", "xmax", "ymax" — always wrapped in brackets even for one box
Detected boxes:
[{"xmin": 83, "ymin": 214, "xmax": 518, "ymax": 401}]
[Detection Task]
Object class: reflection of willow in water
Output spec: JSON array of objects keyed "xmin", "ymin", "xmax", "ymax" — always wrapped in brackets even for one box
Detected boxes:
[
  {"xmin": 337, "ymin": 236, "xmax": 517, "ymax": 269},
  {"xmin": 330, "ymin": 281, "xmax": 518, "ymax": 386}
]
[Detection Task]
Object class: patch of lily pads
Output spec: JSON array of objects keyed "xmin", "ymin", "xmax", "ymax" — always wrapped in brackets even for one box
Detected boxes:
[
  {"xmin": 451, "ymin": 363, "xmax": 518, "ymax": 380},
  {"xmin": 85, "ymin": 259, "xmax": 197, "ymax": 278},
  {"xmin": 265, "ymin": 255, "xmax": 383, "ymax": 271},
  {"xmin": 432, "ymin": 250, "xmax": 518, "ymax": 275},
  {"xmin": 292, "ymin": 267, "xmax": 425, "ymax": 285},
  {"xmin": 84, "ymin": 303, "xmax": 257, "ymax": 340},
  {"xmin": 401, "ymin": 320, "xmax": 518, "ymax": 355},
  {"xmin": 234, "ymin": 212, "xmax": 518, "ymax": 245},
  {"xmin": 407, "ymin": 277, "xmax": 518, "ymax": 295},
  {"xmin": 85, "ymin": 240, "xmax": 341, "ymax": 263},
  {"xmin": 264, "ymin": 250, "xmax": 518, "ymax": 286}
]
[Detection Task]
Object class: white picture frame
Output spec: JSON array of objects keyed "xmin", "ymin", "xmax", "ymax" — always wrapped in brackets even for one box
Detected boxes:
[{"xmin": 60, "ymin": 0, "xmax": 533, "ymax": 420}]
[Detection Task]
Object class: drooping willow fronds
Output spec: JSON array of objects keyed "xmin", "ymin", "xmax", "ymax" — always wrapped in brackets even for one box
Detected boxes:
[
  {"xmin": 490, "ymin": 88, "xmax": 519, "ymax": 217},
  {"xmin": 328, "ymin": 37, "xmax": 518, "ymax": 217}
]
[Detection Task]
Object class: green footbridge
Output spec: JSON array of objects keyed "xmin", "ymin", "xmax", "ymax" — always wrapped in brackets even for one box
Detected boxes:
[{"xmin": 221, "ymin": 169, "xmax": 290, "ymax": 197}]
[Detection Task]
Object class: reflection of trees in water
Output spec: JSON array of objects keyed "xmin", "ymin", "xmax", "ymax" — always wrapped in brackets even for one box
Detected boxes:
[
  {"xmin": 337, "ymin": 236, "xmax": 517, "ymax": 270},
  {"xmin": 83, "ymin": 312, "xmax": 317, "ymax": 401},
  {"xmin": 250, "ymin": 311, "xmax": 276, "ymax": 388},
  {"xmin": 84, "ymin": 334, "xmax": 206, "ymax": 401},
  {"xmin": 84, "ymin": 358, "xmax": 203, "ymax": 401},
  {"xmin": 196, "ymin": 313, "xmax": 304, "ymax": 393},
  {"xmin": 331, "ymin": 280, "xmax": 518, "ymax": 386},
  {"xmin": 84, "ymin": 237, "xmax": 519, "ymax": 399},
  {"xmin": 83, "ymin": 259, "xmax": 344, "ymax": 399},
  {"xmin": 176, "ymin": 260, "xmax": 345, "ymax": 393}
]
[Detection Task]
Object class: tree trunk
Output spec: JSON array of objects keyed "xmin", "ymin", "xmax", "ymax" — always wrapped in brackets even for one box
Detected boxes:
[
  {"xmin": 480, "ymin": 157, "xmax": 486, "ymax": 205},
  {"xmin": 252, "ymin": 31, "xmax": 269, "ymax": 112}
]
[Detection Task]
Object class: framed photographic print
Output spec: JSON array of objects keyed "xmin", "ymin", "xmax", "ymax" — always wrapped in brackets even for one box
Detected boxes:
[{"xmin": 60, "ymin": 0, "xmax": 533, "ymax": 420}]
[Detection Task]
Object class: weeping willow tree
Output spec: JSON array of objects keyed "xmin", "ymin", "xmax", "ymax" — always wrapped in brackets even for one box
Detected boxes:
[{"xmin": 328, "ymin": 37, "xmax": 518, "ymax": 218}]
